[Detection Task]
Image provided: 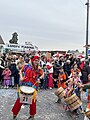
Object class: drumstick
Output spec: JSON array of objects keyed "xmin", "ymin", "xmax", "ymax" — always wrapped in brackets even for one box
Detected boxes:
[
  {"xmin": 32, "ymin": 82, "xmax": 37, "ymax": 86},
  {"xmin": 32, "ymin": 81, "xmax": 39, "ymax": 87},
  {"xmin": 32, "ymin": 80, "xmax": 42, "ymax": 92}
]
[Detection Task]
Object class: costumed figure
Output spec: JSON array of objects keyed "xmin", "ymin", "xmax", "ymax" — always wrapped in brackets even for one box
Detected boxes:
[
  {"xmin": 11, "ymin": 55, "xmax": 44, "ymax": 120},
  {"xmin": 56, "ymin": 66, "xmax": 66, "ymax": 103},
  {"xmin": 64, "ymin": 71, "xmax": 82, "ymax": 114}
]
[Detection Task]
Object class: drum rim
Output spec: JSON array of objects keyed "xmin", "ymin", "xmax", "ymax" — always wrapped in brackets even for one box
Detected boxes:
[
  {"xmin": 85, "ymin": 110, "xmax": 90, "ymax": 115},
  {"xmin": 20, "ymin": 86, "xmax": 35, "ymax": 94}
]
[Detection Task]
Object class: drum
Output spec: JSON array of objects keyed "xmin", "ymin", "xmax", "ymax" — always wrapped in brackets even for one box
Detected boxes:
[
  {"xmin": 85, "ymin": 108, "xmax": 90, "ymax": 119},
  {"xmin": 19, "ymin": 86, "xmax": 35, "ymax": 104},
  {"xmin": 64, "ymin": 93, "xmax": 82, "ymax": 111},
  {"xmin": 55, "ymin": 87, "xmax": 65, "ymax": 99}
]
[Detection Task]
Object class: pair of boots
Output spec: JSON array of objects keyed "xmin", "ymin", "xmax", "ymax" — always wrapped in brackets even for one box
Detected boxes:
[
  {"xmin": 13, "ymin": 115, "xmax": 34, "ymax": 120},
  {"xmin": 13, "ymin": 115, "xmax": 17, "ymax": 120},
  {"xmin": 55, "ymin": 98, "xmax": 61, "ymax": 103},
  {"xmin": 27, "ymin": 116, "xmax": 34, "ymax": 120}
]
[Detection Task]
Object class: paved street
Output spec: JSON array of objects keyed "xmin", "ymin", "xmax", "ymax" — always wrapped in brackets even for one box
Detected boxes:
[{"xmin": 0, "ymin": 88, "xmax": 87, "ymax": 120}]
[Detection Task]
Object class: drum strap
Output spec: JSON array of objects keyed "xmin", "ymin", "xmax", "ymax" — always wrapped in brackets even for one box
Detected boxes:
[{"xmin": 32, "ymin": 89, "xmax": 37, "ymax": 102}]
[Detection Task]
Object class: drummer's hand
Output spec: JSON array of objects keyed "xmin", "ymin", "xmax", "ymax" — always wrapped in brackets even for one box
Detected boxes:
[
  {"xmin": 19, "ymin": 70, "xmax": 22, "ymax": 75},
  {"xmin": 37, "ymin": 79, "xmax": 41, "ymax": 84},
  {"xmin": 60, "ymin": 78, "xmax": 63, "ymax": 81},
  {"xmin": 79, "ymin": 84, "xmax": 84, "ymax": 88},
  {"xmin": 20, "ymin": 77, "xmax": 23, "ymax": 81}
]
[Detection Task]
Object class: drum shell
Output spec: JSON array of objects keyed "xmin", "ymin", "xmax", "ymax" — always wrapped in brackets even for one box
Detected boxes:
[
  {"xmin": 64, "ymin": 93, "xmax": 82, "ymax": 111},
  {"xmin": 85, "ymin": 110, "xmax": 90, "ymax": 119},
  {"xmin": 19, "ymin": 86, "xmax": 35, "ymax": 104},
  {"xmin": 55, "ymin": 87, "xmax": 65, "ymax": 99},
  {"xmin": 20, "ymin": 90, "xmax": 34, "ymax": 95}
]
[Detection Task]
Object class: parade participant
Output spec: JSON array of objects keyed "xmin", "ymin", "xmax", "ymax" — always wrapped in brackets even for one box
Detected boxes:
[
  {"xmin": 71, "ymin": 71, "xmax": 82, "ymax": 99},
  {"xmin": 69, "ymin": 63, "xmax": 82, "ymax": 78},
  {"xmin": 65, "ymin": 71, "xmax": 82, "ymax": 113},
  {"xmin": 80, "ymin": 74, "xmax": 90, "ymax": 102},
  {"xmin": 79, "ymin": 74, "xmax": 90, "ymax": 117},
  {"xmin": 11, "ymin": 55, "xmax": 44, "ymax": 120},
  {"xmin": 58, "ymin": 66, "xmax": 66, "ymax": 89},
  {"xmin": 56, "ymin": 66, "xmax": 66, "ymax": 103}
]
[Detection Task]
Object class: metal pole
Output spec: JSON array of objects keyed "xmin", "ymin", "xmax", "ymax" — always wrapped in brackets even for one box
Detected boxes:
[{"xmin": 85, "ymin": 0, "xmax": 89, "ymax": 58}]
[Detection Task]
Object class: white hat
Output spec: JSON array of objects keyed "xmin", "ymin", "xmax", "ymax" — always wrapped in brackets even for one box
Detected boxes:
[
  {"xmin": 53, "ymin": 57, "xmax": 58, "ymax": 61},
  {"xmin": 80, "ymin": 58, "xmax": 85, "ymax": 62},
  {"xmin": 67, "ymin": 60, "xmax": 70, "ymax": 63}
]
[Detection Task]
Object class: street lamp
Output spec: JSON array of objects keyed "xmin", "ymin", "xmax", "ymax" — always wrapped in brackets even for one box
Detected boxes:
[{"xmin": 85, "ymin": 0, "xmax": 89, "ymax": 58}]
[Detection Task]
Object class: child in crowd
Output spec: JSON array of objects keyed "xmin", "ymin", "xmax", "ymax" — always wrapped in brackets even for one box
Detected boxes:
[{"xmin": 2, "ymin": 66, "xmax": 11, "ymax": 88}]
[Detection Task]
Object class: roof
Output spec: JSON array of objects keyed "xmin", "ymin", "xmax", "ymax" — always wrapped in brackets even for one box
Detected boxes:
[{"xmin": 0, "ymin": 35, "xmax": 5, "ymax": 44}]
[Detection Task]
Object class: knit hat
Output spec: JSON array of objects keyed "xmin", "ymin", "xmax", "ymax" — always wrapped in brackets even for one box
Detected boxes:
[{"xmin": 31, "ymin": 55, "xmax": 40, "ymax": 62}]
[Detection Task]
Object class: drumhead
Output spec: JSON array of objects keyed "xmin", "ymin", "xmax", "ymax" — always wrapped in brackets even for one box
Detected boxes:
[{"xmin": 20, "ymin": 86, "xmax": 35, "ymax": 94}]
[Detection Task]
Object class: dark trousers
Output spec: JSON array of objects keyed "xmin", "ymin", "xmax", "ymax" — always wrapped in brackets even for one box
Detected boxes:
[{"xmin": 42, "ymin": 77, "xmax": 48, "ymax": 89}]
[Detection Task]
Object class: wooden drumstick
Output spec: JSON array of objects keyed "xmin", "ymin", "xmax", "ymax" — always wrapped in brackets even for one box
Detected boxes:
[{"xmin": 32, "ymin": 80, "xmax": 40, "ymax": 87}]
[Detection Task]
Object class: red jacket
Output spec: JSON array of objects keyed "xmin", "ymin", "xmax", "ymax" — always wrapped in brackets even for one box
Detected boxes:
[{"xmin": 22, "ymin": 65, "xmax": 43, "ymax": 87}]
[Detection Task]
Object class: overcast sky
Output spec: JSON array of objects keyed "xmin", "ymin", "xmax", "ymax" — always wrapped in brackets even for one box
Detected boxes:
[{"xmin": 0, "ymin": 0, "xmax": 89, "ymax": 52}]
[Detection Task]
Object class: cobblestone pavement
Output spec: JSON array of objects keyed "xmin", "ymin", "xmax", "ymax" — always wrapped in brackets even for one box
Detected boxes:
[{"xmin": 0, "ymin": 88, "xmax": 87, "ymax": 120}]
